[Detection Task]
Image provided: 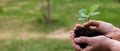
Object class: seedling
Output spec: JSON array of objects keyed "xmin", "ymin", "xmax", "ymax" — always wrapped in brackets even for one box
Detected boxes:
[
  {"xmin": 74, "ymin": 4, "xmax": 104, "ymax": 48},
  {"xmin": 78, "ymin": 4, "xmax": 100, "ymax": 21}
]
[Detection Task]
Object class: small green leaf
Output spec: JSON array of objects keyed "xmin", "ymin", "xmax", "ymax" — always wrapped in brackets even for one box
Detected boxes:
[
  {"xmin": 90, "ymin": 12, "xmax": 100, "ymax": 16},
  {"xmin": 78, "ymin": 4, "xmax": 100, "ymax": 21},
  {"xmin": 81, "ymin": 13, "xmax": 88, "ymax": 17},
  {"xmin": 78, "ymin": 17, "xmax": 87, "ymax": 21},
  {"xmin": 89, "ymin": 4, "xmax": 99, "ymax": 13},
  {"xmin": 79, "ymin": 9, "xmax": 87, "ymax": 15},
  {"xmin": 79, "ymin": 9, "xmax": 88, "ymax": 18}
]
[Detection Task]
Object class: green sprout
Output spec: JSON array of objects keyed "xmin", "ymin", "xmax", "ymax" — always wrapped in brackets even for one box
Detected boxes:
[{"xmin": 78, "ymin": 4, "xmax": 100, "ymax": 21}]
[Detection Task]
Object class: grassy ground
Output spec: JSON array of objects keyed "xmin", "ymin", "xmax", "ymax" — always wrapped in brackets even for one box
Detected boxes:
[
  {"xmin": 0, "ymin": 0, "xmax": 120, "ymax": 51},
  {"xmin": 0, "ymin": 39, "xmax": 74, "ymax": 51}
]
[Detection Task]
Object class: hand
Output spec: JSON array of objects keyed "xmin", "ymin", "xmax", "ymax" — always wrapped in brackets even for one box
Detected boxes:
[
  {"xmin": 75, "ymin": 20, "xmax": 120, "ymax": 41},
  {"xmin": 83, "ymin": 20, "xmax": 120, "ymax": 41},
  {"xmin": 70, "ymin": 20, "xmax": 120, "ymax": 51},
  {"xmin": 70, "ymin": 32, "xmax": 120, "ymax": 51}
]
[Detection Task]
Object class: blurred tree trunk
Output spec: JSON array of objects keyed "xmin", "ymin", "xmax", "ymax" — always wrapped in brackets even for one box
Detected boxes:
[
  {"xmin": 40, "ymin": 0, "xmax": 51, "ymax": 24},
  {"xmin": 47, "ymin": 0, "xmax": 51, "ymax": 24}
]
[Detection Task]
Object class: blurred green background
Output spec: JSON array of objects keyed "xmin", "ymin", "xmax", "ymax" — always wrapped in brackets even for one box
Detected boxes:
[{"xmin": 0, "ymin": 0, "xmax": 120, "ymax": 51}]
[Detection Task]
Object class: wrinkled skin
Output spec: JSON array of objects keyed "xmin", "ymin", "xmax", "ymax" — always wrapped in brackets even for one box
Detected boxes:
[{"xmin": 70, "ymin": 20, "xmax": 120, "ymax": 51}]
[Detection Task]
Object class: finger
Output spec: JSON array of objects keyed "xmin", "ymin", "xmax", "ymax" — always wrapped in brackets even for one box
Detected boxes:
[
  {"xmin": 70, "ymin": 31, "xmax": 82, "ymax": 51},
  {"xmin": 74, "ymin": 37, "xmax": 93, "ymax": 44},
  {"xmin": 106, "ymin": 34, "xmax": 120, "ymax": 41},
  {"xmin": 83, "ymin": 20, "xmax": 103, "ymax": 28},
  {"xmin": 73, "ymin": 24, "xmax": 83, "ymax": 30},
  {"xmin": 74, "ymin": 37, "xmax": 94, "ymax": 51},
  {"xmin": 70, "ymin": 31, "xmax": 75, "ymax": 39},
  {"xmin": 74, "ymin": 36, "xmax": 107, "ymax": 44},
  {"xmin": 89, "ymin": 26, "xmax": 97, "ymax": 30},
  {"xmin": 70, "ymin": 31, "xmax": 75, "ymax": 45},
  {"xmin": 70, "ymin": 31, "xmax": 76, "ymax": 47}
]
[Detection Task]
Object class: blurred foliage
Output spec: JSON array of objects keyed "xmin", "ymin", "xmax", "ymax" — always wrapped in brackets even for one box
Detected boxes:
[
  {"xmin": 0, "ymin": 0, "xmax": 119, "ymax": 32},
  {"xmin": 0, "ymin": 6, "xmax": 4, "ymax": 13}
]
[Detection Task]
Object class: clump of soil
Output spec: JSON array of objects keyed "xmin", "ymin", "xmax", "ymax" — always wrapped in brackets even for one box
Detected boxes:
[{"xmin": 74, "ymin": 28, "xmax": 104, "ymax": 48}]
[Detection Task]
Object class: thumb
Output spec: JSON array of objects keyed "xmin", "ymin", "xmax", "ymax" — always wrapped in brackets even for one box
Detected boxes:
[
  {"xmin": 83, "ymin": 20, "xmax": 102, "ymax": 28},
  {"xmin": 74, "ymin": 37, "xmax": 93, "ymax": 44}
]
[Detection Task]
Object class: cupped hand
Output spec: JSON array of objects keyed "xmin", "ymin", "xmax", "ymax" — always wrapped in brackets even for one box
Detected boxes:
[
  {"xmin": 70, "ymin": 20, "xmax": 120, "ymax": 51},
  {"xmin": 70, "ymin": 31, "xmax": 120, "ymax": 51},
  {"xmin": 73, "ymin": 20, "xmax": 120, "ymax": 41}
]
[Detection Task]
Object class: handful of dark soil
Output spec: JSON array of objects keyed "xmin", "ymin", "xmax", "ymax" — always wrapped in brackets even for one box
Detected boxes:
[{"xmin": 74, "ymin": 28, "xmax": 104, "ymax": 48}]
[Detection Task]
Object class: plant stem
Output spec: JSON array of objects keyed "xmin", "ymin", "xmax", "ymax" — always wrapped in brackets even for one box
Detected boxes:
[
  {"xmin": 85, "ymin": 17, "xmax": 90, "ymax": 28},
  {"xmin": 87, "ymin": 17, "xmax": 89, "ymax": 21},
  {"xmin": 86, "ymin": 16, "xmax": 90, "ymax": 22}
]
